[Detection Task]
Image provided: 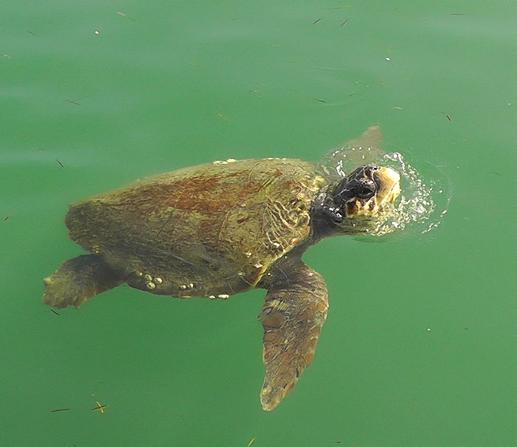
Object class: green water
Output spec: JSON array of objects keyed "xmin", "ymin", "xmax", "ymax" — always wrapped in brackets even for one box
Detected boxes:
[{"xmin": 1, "ymin": 1, "xmax": 516, "ymax": 446}]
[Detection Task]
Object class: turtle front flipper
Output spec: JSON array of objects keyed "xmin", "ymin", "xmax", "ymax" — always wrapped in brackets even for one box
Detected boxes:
[
  {"xmin": 43, "ymin": 255, "xmax": 123, "ymax": 308},
  {"xmin": 260, "ymin": 261, "xmax": 329, "ymax": 411}
]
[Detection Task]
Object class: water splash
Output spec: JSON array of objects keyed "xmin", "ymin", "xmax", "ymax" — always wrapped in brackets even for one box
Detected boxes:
[
  {"xmin": 319, "ymin": 141, "xmax": 386, "ymax": 180},
  {"xmin": 319, "ymin": 146, "xmax": 449, "ymax": 237},
  {"xmin": 367, "ymin": 151, "xmax": 449, "ymax": 236}
]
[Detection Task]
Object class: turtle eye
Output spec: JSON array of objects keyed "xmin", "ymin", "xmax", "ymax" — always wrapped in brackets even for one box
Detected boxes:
[
  {"xmin": 355, "ymin": 180, "xmax": 376, "ymax": 199},
  {"xmin": 365, "ymin": 166, "xmax": 379, "ymax": 177}
]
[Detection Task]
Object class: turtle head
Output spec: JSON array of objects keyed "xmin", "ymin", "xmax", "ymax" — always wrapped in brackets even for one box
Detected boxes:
[
  {"xmin": 314, "ymin": 165, "xmax": 401, "ymax": 235},
  {"xmin": 333, "ymin": 165, "xmax": 400, "ymax": 219}
]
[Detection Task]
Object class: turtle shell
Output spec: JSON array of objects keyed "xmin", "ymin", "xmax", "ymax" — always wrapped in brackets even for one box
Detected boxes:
[{"xmin": 66, "ymin": 158, "xmax": 327, "ymax": 298}]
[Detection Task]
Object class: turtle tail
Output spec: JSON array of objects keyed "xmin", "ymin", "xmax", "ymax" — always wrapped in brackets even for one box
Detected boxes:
[{"xmin": 43, "ymin": 254, "xmax": 123, "ymax": 308}]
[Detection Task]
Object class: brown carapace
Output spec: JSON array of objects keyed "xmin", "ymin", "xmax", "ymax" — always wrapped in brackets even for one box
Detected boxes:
[{"xmin": 43, "ymin": 127, "xmax": 401, "ymax": 411}]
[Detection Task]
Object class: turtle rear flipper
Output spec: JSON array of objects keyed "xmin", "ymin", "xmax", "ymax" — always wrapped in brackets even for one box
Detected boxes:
[{"xmin": 43, "ymin": 255, "xmax": 123, "ymax": 308}]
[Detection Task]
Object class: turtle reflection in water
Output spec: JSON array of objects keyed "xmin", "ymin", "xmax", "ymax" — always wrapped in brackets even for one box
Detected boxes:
[{"xmin": 43, "ymin": 126, "xmax": 401, "ymax": 411}]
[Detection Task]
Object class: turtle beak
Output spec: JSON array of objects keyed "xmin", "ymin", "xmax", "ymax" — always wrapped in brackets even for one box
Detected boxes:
[{"xmin": 374, "ymin": 167, "xmax": 401, "ymax": 206}]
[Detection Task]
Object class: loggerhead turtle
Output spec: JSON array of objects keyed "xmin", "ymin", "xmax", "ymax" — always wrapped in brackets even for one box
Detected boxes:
[{"xmin": 43, "ymin": 126, "xmax": 401, "ymax": 411}]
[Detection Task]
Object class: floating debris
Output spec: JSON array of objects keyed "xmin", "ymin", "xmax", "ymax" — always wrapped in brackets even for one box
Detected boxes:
[
  {"xmin": 216, "ymin": 112, "xmax": 229, "ymax": 122},
  {"xmin": 116, "ymin": 11, "xmax": 135, "ymax": 21},
  {"xmin": 50, "ymin": 408, "xmax": 71, "ymax": 413},
  {"xmin": 91, "ymin": 401, "xmax": 107, "ymax": 413}
]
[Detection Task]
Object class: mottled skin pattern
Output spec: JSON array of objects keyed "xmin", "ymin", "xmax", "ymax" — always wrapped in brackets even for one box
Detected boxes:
[{"xmin": 43, "ymin": 127, "xmax": 401, "ymax": 411}]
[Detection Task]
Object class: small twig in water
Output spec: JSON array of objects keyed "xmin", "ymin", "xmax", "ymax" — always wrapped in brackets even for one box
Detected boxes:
[
  {"xmin": 91, "ymin": 401, "xmax": 107, "ymax": 413},
  {"xmin": 117, "ymin": 11, "xmax": 135, "ymax": 21}
]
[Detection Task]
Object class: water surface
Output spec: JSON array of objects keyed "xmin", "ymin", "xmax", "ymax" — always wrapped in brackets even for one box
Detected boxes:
[{"xmin": 1, "ymin": 1, "xmax": 516, "ymax": 446}]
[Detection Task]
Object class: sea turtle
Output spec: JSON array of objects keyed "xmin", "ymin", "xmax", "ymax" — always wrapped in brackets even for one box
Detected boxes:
[{"xmin": 43, "ymin": 126, "xmax": 401, "ymax": 411}]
